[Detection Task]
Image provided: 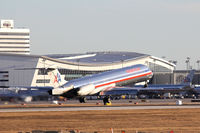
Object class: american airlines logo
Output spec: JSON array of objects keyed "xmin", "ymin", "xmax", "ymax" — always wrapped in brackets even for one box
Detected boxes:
[
  {"xmin": 126, "ymin": 67, "xmax": 140, "ymax": 73},
  {"xmin": 54, "ymin": 73, "xmax": 61, "ymax": 83}
]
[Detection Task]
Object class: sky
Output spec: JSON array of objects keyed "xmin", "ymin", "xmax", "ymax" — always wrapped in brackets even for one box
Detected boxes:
[{"xmin": 0, "ymin": 0, "xmax": 200, "ymax": 70}]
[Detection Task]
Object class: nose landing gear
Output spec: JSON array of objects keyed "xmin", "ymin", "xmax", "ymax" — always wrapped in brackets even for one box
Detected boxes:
[{"xmin": 103, "ymin": 96, "xmax": 111, "ymax": 105}]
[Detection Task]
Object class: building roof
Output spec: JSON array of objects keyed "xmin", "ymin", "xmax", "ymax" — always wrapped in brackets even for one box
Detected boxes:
[
  {"xmin": 46, "ymin": 51, "xmax": 150, "ymax": 64},
  {"xmin": 0, "ymin": 51, "xmax": 175, "ymax": 68}
]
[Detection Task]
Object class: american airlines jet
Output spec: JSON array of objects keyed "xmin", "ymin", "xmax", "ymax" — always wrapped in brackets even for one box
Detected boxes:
[
  {"xmin": 48, "ymin": 64, "xmax": 153, "ymax": 102},
  {"xmin": 8, "ymin": 64, "xmax": 153, "ymax": 103}
]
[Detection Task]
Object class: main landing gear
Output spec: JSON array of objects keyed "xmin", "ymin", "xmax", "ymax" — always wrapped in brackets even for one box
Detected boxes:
[
  {"xmin": 144, "ymin": 81, "xmax": 149, "ymax": 88},
  {"xmin": 79, "ymin": 97, "xmax": 86, "ymax": 103},
  {"xmin": 103, "ymin": 96, "xmax": 111, "ymax": 105},
  {"xmin": 79, "ymin": 96, "xmax": 111, "ymax": 105}
]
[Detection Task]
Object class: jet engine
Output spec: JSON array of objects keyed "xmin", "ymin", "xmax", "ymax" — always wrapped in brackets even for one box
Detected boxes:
[
  {"xmin": 50, "ymin": 85, "xmax": 74, "ymax": 95},
  {"xmin": 77, "ymin": 84, "xmax": 95, "ymax": 96}
]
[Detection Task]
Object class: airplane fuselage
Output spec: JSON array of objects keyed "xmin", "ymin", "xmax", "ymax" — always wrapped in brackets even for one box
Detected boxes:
[{"xmin": 58, "ymin": 64, "xmax": 153, "ymax": 98}]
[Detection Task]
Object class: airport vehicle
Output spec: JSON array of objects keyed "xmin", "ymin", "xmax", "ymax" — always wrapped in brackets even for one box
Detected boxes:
[{"xmin": 5, "ymin": 64, "xmax": 153, "ymax": 103}]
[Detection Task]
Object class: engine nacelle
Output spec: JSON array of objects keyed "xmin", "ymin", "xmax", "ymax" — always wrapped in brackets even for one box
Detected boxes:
[
  {"xmin": 78, "ymin": 84, "xmax": 95, "ymax": 96},
  {"xmin": 50, "ymin": 85, "xmax": 73, "ymax": 95}
]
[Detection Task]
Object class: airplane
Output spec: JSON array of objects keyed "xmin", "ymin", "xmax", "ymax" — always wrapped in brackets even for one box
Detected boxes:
[
  {"xmin": 0, "ymin": 87, "xmax": 49, "ymax": 102},
  {"xmin": 101, "ymin": 69, "xmax": 195, "ymax": 99},
  {"xmin": 49, "ymin": 64, "xmax": 153, "ymax": 103},
  {"xmin": 188, "ymin": 85, "xmax": 200, "ymax": 99},
  {"xmin": 7, "ymin": 64, "xmax": 153, "ymax": 103}
]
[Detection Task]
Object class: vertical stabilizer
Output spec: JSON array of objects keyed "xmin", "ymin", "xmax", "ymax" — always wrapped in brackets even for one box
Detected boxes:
[
  {"xmin": 181, "ymin": 69, "xmax": 195, "ymax": 85},
  {"xmin": 47, "ymin": 68, "xmax": 67, "ymax": 88}
]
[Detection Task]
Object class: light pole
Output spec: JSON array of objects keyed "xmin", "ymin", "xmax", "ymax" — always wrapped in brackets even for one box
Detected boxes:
[
  {"xmin": 185, "ymin": 57, "xmax": 190, "ymax": 70},
  {"xmin": 197, "ymin": 60, "xmax": 200, "ymax": 70},
  {"xmin": 173, "ymin": 61, "xmax": 177, "ymax": 70},
  {"xmin": 153, "ymin": 59, "xmax": 156, "ymax": 84},
  {"xmin": 42, "ymin": 58, "xmax": 46, "ymax": 87},
  {"xmin": 169, "ymin": 60, "xmax": 177, "ymax": 70},
  {"xmin": 121, "ymin": 59, "xmax": 124, "ymax": 68},
  {"xmin": 77, "ymin": 59, "xmax": 80, "ymax": 71},
  {"xmin": 161, "ymin": 56, "xmax": 166, "ymax": 59},
  {"xmin": 172, "ymin": 60, "xmax": 177, "ymax": 65}
]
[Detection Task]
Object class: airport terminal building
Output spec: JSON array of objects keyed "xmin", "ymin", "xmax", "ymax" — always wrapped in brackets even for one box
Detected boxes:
[
  {"xmin": 0, "ymin": 20, "xmax": 30, "ymax": 55},
  {"xmin": 0, "ymin": 19, "xmax": 193, "ymax": 88},
  {"xmin": 0, "ymin": 51, "xmax": 176, "ymax": 87}
]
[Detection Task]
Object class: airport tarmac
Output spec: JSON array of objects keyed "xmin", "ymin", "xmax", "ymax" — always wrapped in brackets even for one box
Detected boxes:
[
  {"xmin": 1, "ymin": 99, "xmax": 200, "ymax": 112},
  {"xmin": 1, "ymin": 99, "xmax": 200, "ymax": 132},
  {"xmin": 1, "ymin": 105, "xmax": 200, "ymax": 112}
]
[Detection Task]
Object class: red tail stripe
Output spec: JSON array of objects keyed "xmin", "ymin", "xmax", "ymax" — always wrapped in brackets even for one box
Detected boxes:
[{"xmin": 95, "ymin": 71, "xmax": 152, "ymax": 88}]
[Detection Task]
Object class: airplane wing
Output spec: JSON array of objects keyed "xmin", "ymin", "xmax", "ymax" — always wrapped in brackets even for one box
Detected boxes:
[
  {"xmin": 99, "ymin": 87, "xmax": 138, "ymax": 96},
  {"xmin": 137, "ymin": 86, "xmax": 191, "ymax": 93},
  {"xmin": 9, "ymin": 86, "xmax": 54, "ymax": 91}
]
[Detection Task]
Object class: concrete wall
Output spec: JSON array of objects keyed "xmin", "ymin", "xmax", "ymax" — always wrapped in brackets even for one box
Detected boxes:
[{"xmin": 0, "ymin": 54, "xmax": 38, "ymax": 87}]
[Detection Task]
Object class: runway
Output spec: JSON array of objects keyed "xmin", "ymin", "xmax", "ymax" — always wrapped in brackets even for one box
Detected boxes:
[{"xmin": 1, "ymin": 104, "xmax": 200, "ymax": 112}]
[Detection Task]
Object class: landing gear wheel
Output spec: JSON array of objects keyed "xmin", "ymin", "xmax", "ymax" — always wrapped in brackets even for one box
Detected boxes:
[
  {"xmin": 144, "ymin": 81, "xmax": 148, "ymax": 88},
  {"xmin": 79, "ymin": 97, "xmax": 86, "ymax": 103},
  {"xmin": 103, "ymin": 96, "xmax": 111, "ymax": 105}
]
